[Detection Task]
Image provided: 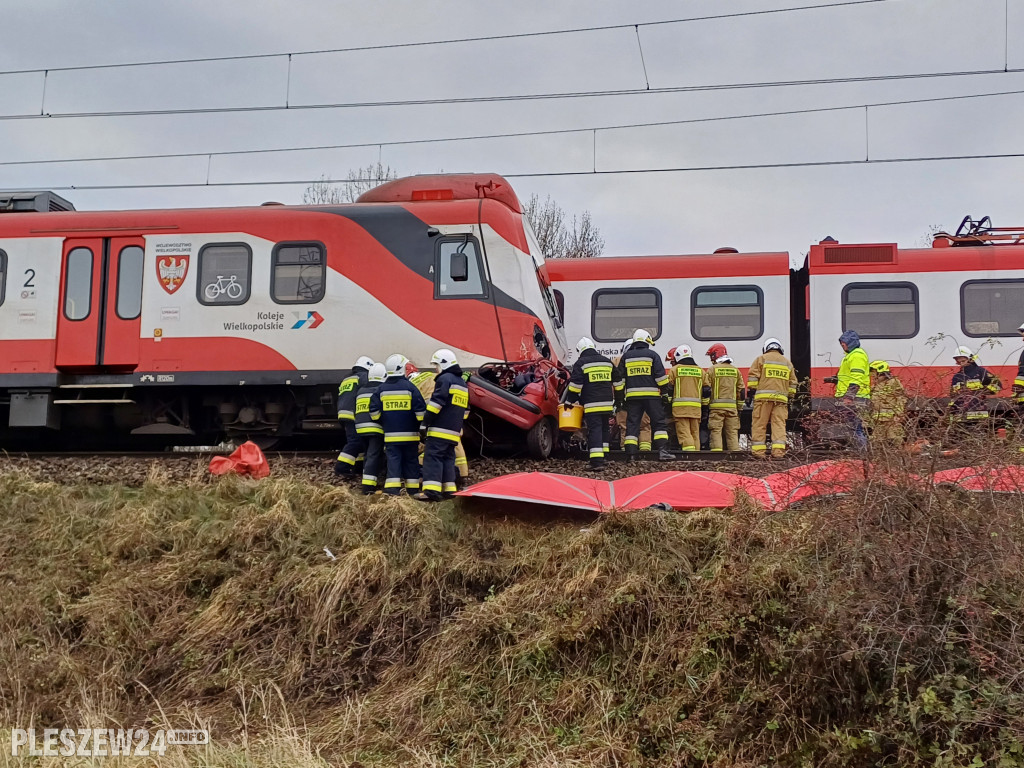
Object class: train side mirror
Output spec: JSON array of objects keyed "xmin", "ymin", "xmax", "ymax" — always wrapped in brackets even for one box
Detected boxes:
[{"xmin": 450, "ymin": 250, "xmax": 469, "ymax": 282}]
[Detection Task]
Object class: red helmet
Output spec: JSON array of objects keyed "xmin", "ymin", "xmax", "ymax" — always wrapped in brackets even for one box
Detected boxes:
[
  {"xmin": 405, "ymin": 361, "xmax": 419, "ymax": 377},
  {"xmin": 664, "ymin": 346, "xmax": 677, "ymax": 363},
  {"xmin": 706, "ymin": 343, "xmax": 728, "ymax": 360}
]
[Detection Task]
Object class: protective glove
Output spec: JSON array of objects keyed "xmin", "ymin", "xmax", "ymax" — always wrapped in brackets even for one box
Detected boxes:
[
  {"xmin": 744, "ymin": 397, "xmax": 753, "ymax": 409},
  {"xmin": 823, "ymin": 376, "xmax": 838, "ymax": 385}
]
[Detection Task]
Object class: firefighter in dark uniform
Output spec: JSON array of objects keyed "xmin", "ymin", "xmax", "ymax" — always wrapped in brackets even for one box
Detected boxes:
[
  {"xmin": 616, "ymin": 328, "xmax": 673, "ymax": 461},
  {"xmin": 334, "ymin": 355, "xmax": 374, "ymax": 476},
  {"xmin": 408, "ymin": 361, "xmax": 471, "ymax": 486},
  {"xmin": 354, "ymin": 363, "xmax": 387, "ymax": 494},
  {"xmin": 1015, "ymin": 322, "xmax": 1024, "ymax": 451},
  {"xmin": 415, "ymin": 349, "xmax": 470, "ymax": 501},
  {"xmin": 370, "ymin": 353, "xmax": 426, "ymax": 495},
  {"xmin": 565, "ymin": 337, "xmax": 619, "ymax": 469},
  {"xmin": 948, "ymin": 346, "xmax": 1001, "ymax": 432}
]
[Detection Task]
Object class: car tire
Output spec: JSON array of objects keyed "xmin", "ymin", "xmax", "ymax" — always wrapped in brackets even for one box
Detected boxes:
[{"xmin": 526, "ymin": 417, "xmax": 556, "ymax": 459}]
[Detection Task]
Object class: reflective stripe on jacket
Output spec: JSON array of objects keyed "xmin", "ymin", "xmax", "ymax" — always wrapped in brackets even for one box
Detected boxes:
[
  {"xmin": 369, "ymin": 376, "xmax": 427, "ymax": 442},
  {"xmin": 337, "ymin": 369, "xmax": 368, "ymax": 421},
  {"xmin": 747, "ymin": 351, "xmax": 797, "ymax": 404},
  {"xmin": 617, "ymin": 345, "xmax": 670, "ymax": 399},
  {"xmin": 702, "ymin": 364, "xmax": 743, "ymax": 412},
  {"xmin": 836, "ymin": 347, "xmax": 871, "ymax": 398},
  {"xmin": 425, "ymin": 370, "xmax": 470, "ymax": 442},
  {"xmin": 669, "ymin": 364, "xmax": 703, "ymax": 415},
  {"xmin": 567, "ymin": 348, "xmax": 619, "ymax": 413}
]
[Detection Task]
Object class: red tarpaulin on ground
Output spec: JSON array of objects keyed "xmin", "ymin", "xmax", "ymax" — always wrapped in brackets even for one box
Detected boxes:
[
  {"xmin": 457, "ymin": 460, "xmax": 1024, "ymax": 513},
  {"xmin": 208, "ymin": 441, "xmax": 271, "ymax": 479}
]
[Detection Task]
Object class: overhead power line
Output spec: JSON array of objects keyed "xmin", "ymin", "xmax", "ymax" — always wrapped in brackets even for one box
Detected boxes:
[
  {"xmin": 33, "ymin": 152, "xmax": 1024, "ymax": 193},
  {"xmin": 2, "ymin": 85, "xmax": 1021, "ymax": 169},
  {"xmin": 2, "ymin": 66, "xmax": 1018, "ymax": 123},
  {"xmin": 0, "ymin": 0, "xmax": 895, "ymax": 77}
]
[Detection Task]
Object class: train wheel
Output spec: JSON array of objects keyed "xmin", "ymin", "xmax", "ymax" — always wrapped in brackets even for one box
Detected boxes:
[{"xmin": 526, "ymin": 417, "xmax": 556, "ymax": 459}]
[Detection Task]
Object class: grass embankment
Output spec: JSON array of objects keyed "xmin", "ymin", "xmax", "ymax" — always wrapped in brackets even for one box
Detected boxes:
[{"xmin": 2, "ymin": 461, "xmax": 1024, "ymax": 767}]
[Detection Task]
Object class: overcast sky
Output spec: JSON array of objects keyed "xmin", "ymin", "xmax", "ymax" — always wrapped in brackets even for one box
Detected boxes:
[{"xmin": 2, "ymin": 0, "xmax": 1023, "ymax": 262}]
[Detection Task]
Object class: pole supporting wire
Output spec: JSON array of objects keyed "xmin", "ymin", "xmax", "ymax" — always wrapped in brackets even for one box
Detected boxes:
[
  {"xmin": 635, "ymin": 25, "xmax": 651, "ymax": 90},
  {"xmin": 286, "ymin": 53, "xmax": 293, "ymax": 108},
  {"xmin": 864, "ymin": 105, "xmax": 870, "ymax": 161},
  {"xmin": 40, "ymin": 70, "xmax": 48, "ymax": 116}
]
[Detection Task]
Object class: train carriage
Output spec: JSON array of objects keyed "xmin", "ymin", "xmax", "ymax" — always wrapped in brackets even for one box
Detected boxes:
[{"xmin": 0, "ymin": 175, "xmax": 568, "ymax": 448}]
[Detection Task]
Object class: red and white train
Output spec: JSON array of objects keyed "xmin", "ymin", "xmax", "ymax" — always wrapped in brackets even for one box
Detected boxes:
[
  {"xmin": 0, "ymin": 175, "xmax": 569, "ymax": 453},
  {"xmin": 2, "ymin": 170, "xmax": 1022, "ymax": 454}
]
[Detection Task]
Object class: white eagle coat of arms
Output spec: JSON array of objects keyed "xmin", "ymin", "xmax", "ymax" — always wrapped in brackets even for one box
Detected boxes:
[{"xmin": 157, "ymin": 254, "xmax": 189, "ymax": 295}]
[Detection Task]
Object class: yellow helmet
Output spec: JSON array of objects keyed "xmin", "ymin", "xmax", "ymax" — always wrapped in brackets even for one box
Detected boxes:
[{"xmin": 868, "ymin": 360, "xmax": 890, "ymax": 374}]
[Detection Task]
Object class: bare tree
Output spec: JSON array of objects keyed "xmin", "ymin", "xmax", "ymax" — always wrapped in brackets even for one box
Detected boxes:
[
  {"xmin": 523, "ymin": 194, "xmax": 604, "ymax": 259},
  {"xmin": 302, "ymin": 162, "xmax": 398, "ymax": 205}
]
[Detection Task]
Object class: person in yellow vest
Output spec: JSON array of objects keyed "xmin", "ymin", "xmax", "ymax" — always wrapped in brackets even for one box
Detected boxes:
[
  {"xmin": 667, "ymin": 346, "xmax": 703, "ymax": 451},
  {"xmin": 703, "ymin": 343, "xmax": 743, "ymax": 451},
  {"xmin": 407, "ymin": 360, "xmax": 471, "ymax": 486},
  {"xmin": 867, "ymin": 360, "xmax": 907, "ymax": 446},
  {"xmin": 746, "ymin": 338, "xmax": 797, "ymax": 458},
  {"xmin": 824, "ymin": 330, "xmax": 871, "ymax": 450}
]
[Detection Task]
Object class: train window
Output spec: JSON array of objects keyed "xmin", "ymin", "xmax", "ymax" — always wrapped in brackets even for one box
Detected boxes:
[
  {"xmin": 592, "ymin": 288, "xmax": 662, "ymax": 342},
  {"xmin": 691, "ymin": 286, "xmax": 763, "ymax": 341},
  {"xmin": 842, "ymin": 282, "xmax": 918, "ymax": 338},
  {"xmin": 271, "ymin": 242, "xmax": 326, "ymax": 304},
  {"xmin": 961, "ymin": 279, "xmax": 1024, "ymax": 336},
  {"xmin": 0, "ymin": 249, "xmax": 5, "ymax": 307},
  {"xmin": 434, "ymin": 238, "xmax": 486, "ymax": 298},
  {"xmin": 115, "ymin": 246, "xmax": 144, "ymax": 320},
  {"xmin": 197, "ymin": 243, "xmax": 252, "ymax": 306},
  {"xmin": 63, "ymin": 247, "xmax": 93, "ymax": 321},
  {"xmin": 553, "ymin": 289, "xmax": 565, "ymax": 323}
]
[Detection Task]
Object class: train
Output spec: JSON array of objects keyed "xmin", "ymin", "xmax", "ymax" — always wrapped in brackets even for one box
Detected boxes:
[{"xmin": 1, "ymin": 173, "xmax": 1022, "ymax": 456}]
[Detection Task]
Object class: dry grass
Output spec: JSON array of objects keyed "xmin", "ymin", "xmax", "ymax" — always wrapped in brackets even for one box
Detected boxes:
[{"xmin": 2, "ymin": 444, "xmax": 1024, "ymax": 766}]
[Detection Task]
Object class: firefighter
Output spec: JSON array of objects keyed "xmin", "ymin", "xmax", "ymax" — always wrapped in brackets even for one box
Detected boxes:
[
  {"xmin": 415, "ymin": 349, "xmax": 470, "ymax": 501},
  {"xmin": 703, "ymin": 343, "xmax": 743, "ymax": 452},
  {"xmin": 617, "ymin": 328, "xmax": 673, "ymax": 461},
  {"xmin": 827, "ymin": 330, "xmax": 871, "ymax": 450},
  {"xmin": 354, "ymin": 362, "xmax": 387, "ymax": 494},
  {"xmin": 746, "ymin": 338, "xmax": 797, "ymax": 458},
  {"xmin": 565, "ymin": 337, "xmax": 618, "ymax": 469},
  {"xmin": 949, "ymin": 346, "xmax": 1001, "ymax": 428},
  {"xmin": 667, "ymin": 345, "xmax": 703, "ymax": 451},
  {"xmin": 407, "ymin": 361, "xmax": 471, "ymax": 486},
  {"xmin": 867, "ymin": 360, "xmax": 907, "ymax": 446},
  {"xmin": 334, "ymin": 355, "xmax": 375, "ymax": 476},
  {"xmin": 613, "ymin": 340, "xmax": 651, "ymax": 450},
  {"xmin": 369, "ymin": 353, "xmax": 427, "ymax": 495},
  {"xmin": 1015, "ymin": 323, "xmax": 1024, "ymax": 449}
]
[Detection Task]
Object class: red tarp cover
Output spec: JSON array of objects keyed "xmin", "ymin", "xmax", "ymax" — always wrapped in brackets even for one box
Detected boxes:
[{"xmin": 456, "ymin": 460, "xmax": 1024, "ymax": 513}]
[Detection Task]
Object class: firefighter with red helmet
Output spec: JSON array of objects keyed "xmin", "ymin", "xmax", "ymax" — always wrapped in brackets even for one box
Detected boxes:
[
  {"xmin": 703, "ymin": 343, "xmax": 743, "ymax": 451},
  {"xmin": 414, "ymin": 349, "xmax": 470, "ymax": 501},
  {"xmin": 369, "ymin": 353, "xmax": 427, "ymax": 495},
  {"xmin": 334, "ymin": 355, "xmax": 375, "ymax": 476},
  {"xmin": 407, "ymin": 360, "xmax": 471, "ymax": 486},
  {"xmin": 667, "ymin": 345, "xmax": 703, "ymax": 451},
  {"xmin": 616, "ymin": 329, "xmax": 673, "ymax": 461},
  {"xmin": 565, "ymin": 337, "xmax": 619, "ymax": 469},
  {"xmin": 746, "ymin": 338, "xmax": 797, "ymax": 458},
  {"xmin": 354, "ymin": 363, "xmax": 387, "ymax": 494}
]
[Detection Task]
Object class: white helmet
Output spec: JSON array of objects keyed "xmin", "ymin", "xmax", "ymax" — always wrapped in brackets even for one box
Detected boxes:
[
  {"xmin": 354, "ymin": 355, "xmax": 374, "ymax": 370},
  {"xmin": 430, "ymin": 348, "xmax": 458, "ymax": 371},
  {"xmin": 384, "ymin": 353, "xmax": 410, "ymax": 377},
  {"xmin": 367, "ymin": 362, "xmax": 386, "ymax": 383},
  {"xmin": 763, "ymin": 337, "xmax": 783, "ymax": 353},
  {"xmin": 632, "ymin": 328, "xmax": 654, "ymax": 345},
  {"xmin": 673, "ymin": 345, "xmax": 693, "ymax": 363},
  {"xmin": 953, "ymin": 346, "xmax": 974, "ymax": 360},
  {"xmin": 576, "ymin": 337, "xmax": 596, "ymax": 355}
]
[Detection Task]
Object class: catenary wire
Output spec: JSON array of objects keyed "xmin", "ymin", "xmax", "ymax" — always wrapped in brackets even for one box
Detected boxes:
[
  {"xmin": 0, "ymin": 67, "xmax": 1017, "ymax": 123},
  {"xmin": 34, "ymin": 152, "xmax": 1024, "ymax": 192},
  {"xmin": 1, "ymin": 85, "xmax": 1021, "ymax": 168},
  {"xmin": 0, "ymin": 0, "xmax": 897, "ymax": 77}
]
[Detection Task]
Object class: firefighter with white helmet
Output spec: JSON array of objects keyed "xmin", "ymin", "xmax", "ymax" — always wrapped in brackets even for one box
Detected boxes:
[
  {"xmin": 369, "ymin": 353, "xmax": 427, "ymax": 495},
  {"xmin": 616, "ymin": 328, "xmax": 673, "ymax": 461},
  {"xmin": 407, "ymin": 359, "xmax": 471, "ymax": 487},
  {"xmin": 414, "ymin": 349, "xmax": 470, "ymax": 501},
  {"xmin": 613, "ymin": 339, "xmax": 651, "ymax": 451},
  {"xmin": 949, "ymin": 345, "xmax": 1001, "ymax": 426},
  {"xmin": 565, "ymin": 337, "xmax": 619, "ymax": 469},
  {"xmin": 667, "ymin": 345, "xmax": 703, "ymax": 451},
  {"xmin": 334, "ymin": 355, "xmax": 375, "ymax": 477},
  {"xmin": 354, "ymin": 363, "xmax": 387, "ymax": 494},
  {"xmin": 746, "ymin": 337, "xmax": 797, "ymax": 458},
  {"xmin": 703, "ymin": 343, "xmax": 744, "ymax": 451},
  {"xmin": 867, "ymin": 360, "xmax": 907, "ymax": 446}
]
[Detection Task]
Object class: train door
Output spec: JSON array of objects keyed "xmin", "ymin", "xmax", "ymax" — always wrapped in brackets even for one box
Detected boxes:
[{"xmin": 55, "ymin": 236, "xmax": 145, "ymax": 371}]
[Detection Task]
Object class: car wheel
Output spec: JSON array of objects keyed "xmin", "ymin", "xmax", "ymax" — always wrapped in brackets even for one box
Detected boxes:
[{"xmin": 526, "ymin": 417, "xmax": 555, "ymax": 459}]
